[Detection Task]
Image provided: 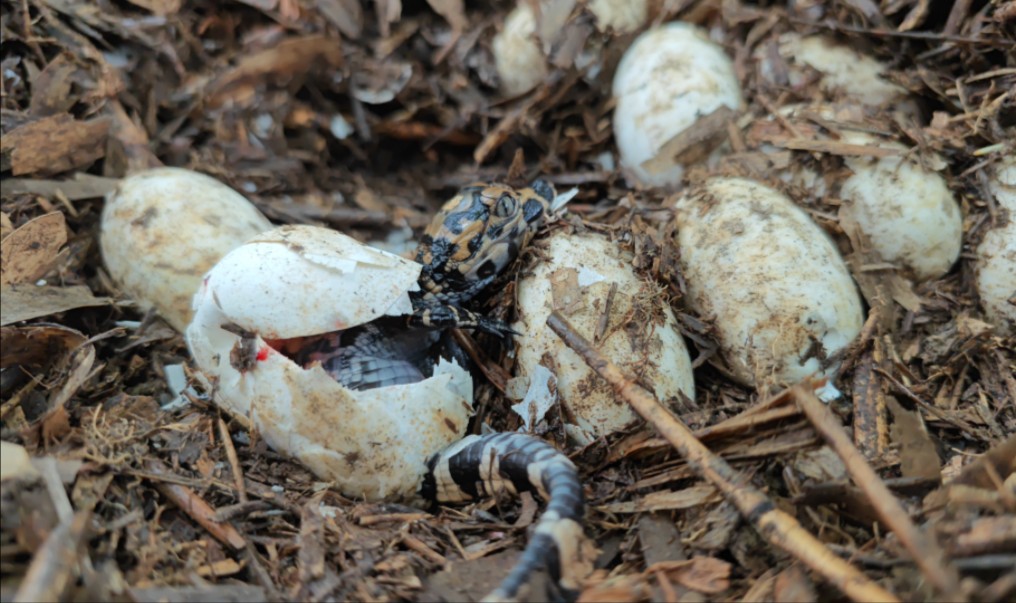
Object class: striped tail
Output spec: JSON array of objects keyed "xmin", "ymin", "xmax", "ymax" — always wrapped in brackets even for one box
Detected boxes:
[{"xmin": 419, "ymin": 433, "xmax": 587, "ymax": 602}]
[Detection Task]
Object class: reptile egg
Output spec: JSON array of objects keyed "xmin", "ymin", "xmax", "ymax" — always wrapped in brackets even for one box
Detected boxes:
[
  {"xmin": 492, "ymin": 1, "xmax": 649, "ymax": 97},
  {"xmin": 612, "ymin": 22, "xmax": 743, "ymax": 188},
  {"xmin": 186, "ymin": 225, "xmax": 474, "ymax": 501},
  {"xmin": 837, "ymin": 132, "xmax": 962, "ymax": 281},
  {"xmin": 101, "ymin": 167, "xmax": 273, "ymax": 332},
  {"xmin": 492, "ymin": 2, "xmax": 552, "ymax": 97},
  {"xmin": 975, "ymin": 157, "xmax": 1016, "ymax": 335},
  {"xmin": 754, "ymin": 34, "xmax": 916, "ymax": 113},
  {"xmin": 673, "ymin": 177, "xmax": 864, "ymax": 388},
  {"xmin": 512, "ymin": 231, "xmax": 695, "ymax": 443}
]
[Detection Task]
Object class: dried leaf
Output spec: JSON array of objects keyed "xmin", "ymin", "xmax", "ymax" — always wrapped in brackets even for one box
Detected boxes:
[
  {"xmin": 0, "ymin": 212, "xmax": 67, "ymax": 286},
  {"xmin": 425, "ymin": 0, "xmax": 466, "ymax": 32},
  {"xmin": 0, "ymin": 173, "xmax": 120, "ymax": 200},
  {"xmin": 597, "ymin": 485, "xmax": 720, "ymax": 513},
  {"xmin": 124, "ymin": 0, "xmax": 183, "ymax": 13},
  {"xmin": 204, "ymin": 36, "xmax": 344, "ymax": 109},
  {"xmin": 0, "ymin": 323, "xmax": 87, "ymax": 369},
  {"xmin": 314, "ymin": 0, "xmax": 363, "ymax": 39},
  {"xmin": 888, "ymin": 396, "xmax": 941, "ymax": 480},
  {"xmin": 0, "ymin": 114, "xmax": 110, "ymax": 176},
  {"xmin": 1, "ymin": 284, "xmax": 112, "ymax": 326},
  {"xmin": 28, "ymin": 54, "xmax": 78, "ymax": 117}
]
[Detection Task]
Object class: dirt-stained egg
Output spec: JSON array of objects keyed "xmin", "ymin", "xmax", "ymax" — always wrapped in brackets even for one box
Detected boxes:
[
  {"xmin": 492, "ymin": 0, "xmax": 649, "ymax": 97},
  {"xmin": 512, "ymin": 231, "xmax": 694, "ymax": 443},
  {"xmin": 101, "ymin": 167, "xmax": 273, "ymax": 332},
  {"xmin": 186, "ymin": 225, "xmax": 473, "ymax": 501},
  {"xmin": 673, "ymin": 177, "xmax": 864, "ymax": 388},
  {"xmin": 755, "ymin": 34, "xmax": 917, "ymax": 115},
  {"xmin": 976, "ymin": 157, "xmax": 1016, "ymax": 335},
  {"xmin": 612, "ymin": 22, "xmax": 743, "ymax": 188},
  {"xmin": 735, "ymin": 103, "xmax": 962, "ymax": 281}
]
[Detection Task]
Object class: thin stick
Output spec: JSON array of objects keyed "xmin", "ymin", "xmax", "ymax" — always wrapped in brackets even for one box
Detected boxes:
[
  {"xmin": 219, "ymin": 417, "xmax": 248, "ymax": 503},
  {"xmin": 547, "ymin": 311, "xmax": 899, "ymax": 603},
  {"xmin": 794, "ymin": 386, "xmax": 966, "ymax": 601},
  {"xmin": 145, "ymin": 459, "xmax": 247, "ymax": 551}
]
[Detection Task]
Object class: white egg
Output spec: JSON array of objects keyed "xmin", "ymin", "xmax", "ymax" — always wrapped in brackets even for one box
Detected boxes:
[
  {"xmin": 612, "ymin": 22, "xmax": 743, "ymax": 188},
  {"xmin": 740, "ymin": 103, "xmax": 963, "ymax": 281},
  {"xmin": 975, "ymin": 157, "xmax": 1016, "ymax": 335},
  {"xmin": 492, "ymin": 2, "xmax": 553, "ymax": 97},
  {"xmin": 755, "ymin": 34, "xmax": 917, "ymax": 115},
  {"xmin": 836, "ymin": 133, "xmax": 962, "ymax": 281},
  {"xmin": 673, "ymin": 177, "xmax": 864, "ymax": 388},
  {"xmin": 186, "ymin": 225, "xmax": 474, "ymax": 501},
  {"xmin": 512, "ymin": 231, "xmax": 695, "ymax": 443},
  {"xmin": 492, "ymin": 0, "xmax": 649, "ymax": 97},
  {"xmin": 101, "ymin": 167, "xmax": 273, "ymax": 332}
]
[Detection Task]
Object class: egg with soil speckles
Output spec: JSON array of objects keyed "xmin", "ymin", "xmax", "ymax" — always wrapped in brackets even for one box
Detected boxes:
[
  {"xmin": 754, "ymin": 34, "xmax": 918, "ymax": 116},
  {"xmin": 612, "ymin": 22, "xmax": 743, "ymax": 188},
  {"xmin": 512, "ymin": 231, "xmax": 694, "ymax": 444},
  {"xmin": 100, "ymin": 167, "xmax": 273, "ymax": 332},
  {"xmin": 186, "ymin": 225, "xmax": 473, "ymax": 501},
  {"xmin": 976, "ymin": 157, "xmax": 1016, "ymax": 335},
  {"xmin": 673, "ymin": 177, "xmax": 864, "ymax": 388}
]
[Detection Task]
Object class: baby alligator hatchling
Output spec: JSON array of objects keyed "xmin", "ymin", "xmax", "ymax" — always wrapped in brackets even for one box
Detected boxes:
[{"xmin": 289, "ymin": 180, "xmax": 588, "ymax": 602}]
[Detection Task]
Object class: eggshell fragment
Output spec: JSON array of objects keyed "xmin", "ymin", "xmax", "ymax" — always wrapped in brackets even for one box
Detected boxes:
[
  {"xmin": 975, "ymin": 157, "xmax": 1016, "ymax": 335},
  {"xmin": 673, "ymin": 177, "xmax": 864, "ymax": 387},
  {"xmin": 512, "ymin": 232, "xmax": 694, "ymax": 443},
  {"xmin": 101, "ymin": 167, "xmax": 273, "ymax": 332},
  {"xmin": 200, "ymin": 225, "xmax": 421, "ymax": 339},
  {"xmin": 186, "ymin": 225, "xmax": 473, "ymax": 502},
  {"xmin": 612, "ymin": 22, "xmax": 743, "ymax": 187}
]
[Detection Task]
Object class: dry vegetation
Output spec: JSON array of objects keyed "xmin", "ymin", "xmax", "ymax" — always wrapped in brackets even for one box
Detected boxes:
[{"xmin": 1, "ymin": 1, "xmax": 1014, "ymax": 602}]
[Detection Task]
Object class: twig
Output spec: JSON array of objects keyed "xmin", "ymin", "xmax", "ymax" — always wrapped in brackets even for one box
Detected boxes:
[
  {"xmin": 794, "ymin": 386, "xmax": 966, "ymax": 601},
  {"xmin": 546, "ymin": 311, "xmax": 899, "ymax": 603},
  {"xmin": 13, "ymin": 511, "xmax": 91, "ymax": 603},
  {"xmin": 219, "ymin": 417, "xmax": 248, "ymax": 503},
  {"xmin": 145, "ymin": 459, "xmax": 247, "ymax": 551}
]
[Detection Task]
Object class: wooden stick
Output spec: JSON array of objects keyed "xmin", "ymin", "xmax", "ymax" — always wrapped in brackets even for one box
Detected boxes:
[
  {"xmin": 218, "ymin": 416, "xmax": 248, "ymax": 503},
  {"xmin": 145, "ymin": 459, "xmax": 247, "ymax": 551},
  {"xmin": 546, "ymin": 311, "xmax": 899, "ymax": 603},
  {"xmin": 794, "ymin": 386, "xmax": 966, "ymax": 601}
]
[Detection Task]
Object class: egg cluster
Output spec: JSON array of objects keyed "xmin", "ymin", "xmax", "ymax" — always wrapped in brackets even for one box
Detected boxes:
[{"xmin": 99, "ymin": 12, "xmax": 1012, "ymax": 501}]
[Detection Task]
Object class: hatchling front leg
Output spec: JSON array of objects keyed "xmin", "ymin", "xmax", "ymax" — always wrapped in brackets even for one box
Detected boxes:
[{"xmin": 408, "ymin": 300, "xmax": 518, "ymax": 344}]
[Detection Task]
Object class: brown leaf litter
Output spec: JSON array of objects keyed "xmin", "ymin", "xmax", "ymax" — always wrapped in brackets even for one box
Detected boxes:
[{"xmin": 1, "ymin": 1, "xmax": 1014, "ymax": 602}]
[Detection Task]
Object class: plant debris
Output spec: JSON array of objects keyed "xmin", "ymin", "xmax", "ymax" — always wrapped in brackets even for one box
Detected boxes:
[{"xmin": 1, "ymin": 1, "xmax": 1013, "ymax": 602}]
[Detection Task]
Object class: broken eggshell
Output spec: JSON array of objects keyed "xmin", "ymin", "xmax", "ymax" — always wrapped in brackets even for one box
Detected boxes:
[
  {"xmin": 975, "ymin": 156, "xmax": 1016, "ymax": 335},
  {"xmin": 673, "ymin": 177, "xmax": 864, "ymax": 388},
  {"xmin": 186, "ymin": 225, "xmax": 474, "ymax": 501},
  {"xmin": 512, "ymin": 231, "xmax": 695, "ymax": 444},
  {"xmin": 612, "ymin": 22, "xmax": 744, "ymax": 188},
  {"xmin": 101, "ymin": 167, "xmax": 273, "ymax": 332}
]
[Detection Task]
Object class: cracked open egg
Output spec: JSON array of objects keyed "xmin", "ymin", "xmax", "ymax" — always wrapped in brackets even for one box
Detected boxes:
[
  {"xmin": 185, "ymin": 225, "xmax": 473, "ymax": 501},
  {"xmin": 672, "ymin": 177, "xmax": 864, "ymax": 390},
  {"xmin": 511, "ymin": 230, "xmax": 695, "ymax": 444},
  {"xmin": 101, "ymin": 167, "xmax": 273, "ymax": 332}
]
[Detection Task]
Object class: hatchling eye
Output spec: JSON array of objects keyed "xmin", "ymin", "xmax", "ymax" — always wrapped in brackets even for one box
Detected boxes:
[{"xmin": 494, "ymin": 193, "xmax": 517, "ymax": 217}]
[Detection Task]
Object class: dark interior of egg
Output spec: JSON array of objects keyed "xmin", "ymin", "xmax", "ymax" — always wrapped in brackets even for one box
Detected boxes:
[{"xmin": 263, "ymin": 318, "xmax": 465, "ymax": 391}]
